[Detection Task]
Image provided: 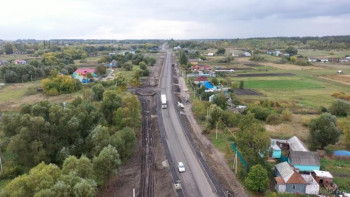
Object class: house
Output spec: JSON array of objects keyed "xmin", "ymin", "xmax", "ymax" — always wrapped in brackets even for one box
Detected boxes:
[
  {"xmin": 284, "ymin": 53, "xmax": 290, "ymax": 57},
  {"xmin": 345, "ymin": 56, "xmax": 350, "ymax": 60},
  {"xmin": 337, "ymin": 70, "xmax": 343, "ymax": 74},
  {"xmin": 308, "ymin": 58, "xmax": 317, "ymax": 62},
  {"xmin": 109, "ymin": 52, "xmax": 116, "ymax": 56},
  {"xmin": 274, "ymin": 51, "xmax": 282, "ymax": 56},
  {"xmin": 288, "ymin": 151, "xmax": 320, "ymax": 171},
  {"xmin": 194, "ymin": 76, "xmax": 208, "ymax": 84},
  {"xmin": 207, "ymin": 52, "xmax": 214, "ymax": 56},
  {"xmin": 73, "ymin": 68, "xmax": 97, "ymax": 83},
  {"xmin": 190, "ymin": 65, "xmax": 211, "ymax": 72},
  {"xmin": 301, "ymin": 174, "xmax": 319, "ymax": 195},
  {"xmin": 320, "ymin": 58, "xmax": 328, "ymax": 63},
  {"xmin": 105, "ymin": 60, "xmax": 118, "ymax": 68},
  {"xmin": 287, "ymin": 136, "xmax": 308, "ymax": 152},
  {"xmin": 242, "ymin": 52, "xmax": 251, "ymax": 57},
  {"xmin": 173, "ymin": 46, "xmax": 181, "ymax": 50},
  {"xmin": 275, "ymin": 162, "xmax": 307, "ymax": 194},
  {"xmin": 271, "ymin": 139, "xmax": 284, "ymax": 159},
  {"xmin": 312, "ymin": 170, "xmax": 333, "ymax": 186},
  {"xmin": 14, "ymin": 59, "xmax": 26, "ymax": 65},
  {"xmin": 215, "ymin": 69, "xmax": 235, "ymax": 73},
  {"xmin": 339, "ymin": 59, "xmax": 349, "ymax": 63}
]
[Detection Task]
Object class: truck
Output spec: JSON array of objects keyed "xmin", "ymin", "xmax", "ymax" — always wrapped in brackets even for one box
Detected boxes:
[{"xmin": 161, "ymin": 94, "xmax": 167, "ymax": 109}]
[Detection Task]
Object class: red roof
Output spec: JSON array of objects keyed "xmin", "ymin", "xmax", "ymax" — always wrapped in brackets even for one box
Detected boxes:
[
  {"xmin": 195, "ymin": 76, "xmax": 208, "ymax": 81},
  {"xmin": 191, "ymin": 65, "xmax": 201, "ymax": 70},
  {"xmin": 275, "ymin": 177, "xmax": 285, "ymax": 185},
  {"xmin": 287, "ymin": 172, "xmax": 307, "ymax": 184},
  {"xmin": 74, "ymin": 68, "xmax": 96, "ymax": 75}
]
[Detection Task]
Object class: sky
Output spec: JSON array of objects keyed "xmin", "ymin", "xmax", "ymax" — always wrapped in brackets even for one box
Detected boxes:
[{"xmin": 0, "ymin": 0, "xmax": 349, "ymax": 40}]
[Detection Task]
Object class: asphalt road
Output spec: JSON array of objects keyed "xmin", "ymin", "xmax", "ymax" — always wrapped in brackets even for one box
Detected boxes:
[{"xmin": 160, "ymin": 46, "xmax": 217, "ymax": 197}]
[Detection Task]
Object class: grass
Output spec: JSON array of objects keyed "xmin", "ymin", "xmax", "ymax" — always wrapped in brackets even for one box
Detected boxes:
[
  {"xmin": 0, "ymin": 82, "xmax": 40, "ymax": 103},
  {"xmin": 0, "ymin": 179, "xmax": 10, "ymax": 194},
  {"xmin": 242, "ymin": 79, "xmax": 323, "ymax": 90},
  {"xmin": 298, "ymin": 49, "xmax": 350, "ymax": 58},
  {"xmin": 321, "ymin": 158, "xmax": 350, "ymax": 191}
]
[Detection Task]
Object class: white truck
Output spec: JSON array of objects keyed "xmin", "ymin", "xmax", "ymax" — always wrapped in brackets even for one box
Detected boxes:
[{"xmin": 161, "ymin": 94, "xmax": 167, "ymax": 109}]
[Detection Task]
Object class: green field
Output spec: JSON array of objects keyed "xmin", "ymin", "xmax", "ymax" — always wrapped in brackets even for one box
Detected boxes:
[
  {"xmin": 298, "ymin": 49, "xmax": 350, "ymax": 58},
  {"xmin": 321, "ymin": 158, "xmax": 350, "ymax": 191},
  {"xmin": 243, "ymin": 79, "xmax": 323, "ymax": 90}
]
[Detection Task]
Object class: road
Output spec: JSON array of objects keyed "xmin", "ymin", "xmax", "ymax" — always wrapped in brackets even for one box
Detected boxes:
[{"xmin": 160, "ymin": 45, "xmax": 217, "ymax": 197}]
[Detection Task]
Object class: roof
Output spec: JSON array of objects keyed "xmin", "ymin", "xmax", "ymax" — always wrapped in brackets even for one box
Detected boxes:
[
  {"xmin": 275, "ymin": 177, "xmax": 285, "ymax": 184},
  {"xmin": 201, "ymin": 81, "xmax": 214, "ymax": 89},
  {"xmin": 301, "ymin": 174, "xmax": 317, "ymax": 185},
  {"xmin": 287, "ymin": 172, "xmax": 307, "ymax": 184},
  {"xmin": 74, "ymin": 68, "xmax": 96, "ymax": 75},
  {"xmin": 275, "ymin": 162, "xmax": 294, "ymax": 182},
  {"xmin": 313, "ymin": 170, "xmax": 333, "ymax": 179},
  {"xmin": 195, "ymin": 76, "xmax": 208, "ymax": 81},
  {"xmin": 334, "ymin": 150, "xmax": 350, "ymax": 157},
  {"xmin": 288, "ymin": 136, "xmax": 309, "ymax": 152},
  {"xmin": 289, "ymin": 151, "xmax": 320, "ymax": 166}
]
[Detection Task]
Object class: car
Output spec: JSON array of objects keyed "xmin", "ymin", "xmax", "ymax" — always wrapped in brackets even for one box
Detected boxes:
[{"xmin": 178, "ymin": 162, "xmax": 185, "ymax": 172}]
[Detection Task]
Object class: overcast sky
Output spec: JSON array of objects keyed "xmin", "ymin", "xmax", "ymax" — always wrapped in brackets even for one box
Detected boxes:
[{"xmin": 1, "ymin": 0, "xmax": 349, "ymax": 40}]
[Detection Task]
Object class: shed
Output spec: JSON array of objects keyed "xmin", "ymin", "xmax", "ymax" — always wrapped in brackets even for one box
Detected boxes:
[
  {"xmin": 312, "ymin": 170, "xmax": 333, "ymax": 186},
  {"xmin": 207, "ymin": 52, "xmax": 214, "ymax": 56},
  {"xmin": 275, "ymin": 162, "xmax": 308, "ymax": 194},
  {"xmin": 288, "ymin": 151, "xmax": 320, "ymax": 171},
  {"xmin": 287, "ymin": 136, "xmax": 308, "ymax": 152},
  {"xmin": 201, "ymin": 81, "xmax": 214, "ymax": 90},
  {"xmin": 270, "ymin": 139, "xmax": 282, "ymax": 159},
  {"xmin": 301, "ymin": 174, "xmax": 319, "ymax": 195}
]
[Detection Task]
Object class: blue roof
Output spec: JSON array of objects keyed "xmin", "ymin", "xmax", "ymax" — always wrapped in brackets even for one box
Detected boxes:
[
  {"xmin": 201, "ymin": 81, "xmax": 214, "ymax": 89},
  {"xmin": 334, "ymin": 150, "xmax": 350, "ymax": 157}
]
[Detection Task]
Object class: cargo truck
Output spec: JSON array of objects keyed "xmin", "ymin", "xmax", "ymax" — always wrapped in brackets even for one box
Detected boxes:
[{"xmin": 161, "ymin": 94, "xmax": 167, "ymax": 109}]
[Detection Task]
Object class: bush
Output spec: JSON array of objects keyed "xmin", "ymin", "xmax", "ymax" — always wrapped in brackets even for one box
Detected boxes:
[
  {"xmin": 281, "ymin": 109, "xmax": 292, "ymax": 121},
  {"xmin": 248, "ymin": 105, "xmax": 273, "ymax": 121},
  {"xmin": 266, "ymin": 114, "xmax": 281, "ymax": 125},
  {"xmin": 329, "ymin": 99, "xmax": 350, "ymax": 116},
  {"xmin": 249, "ymin": 56, "xmax": 266, "ymax": 62}
]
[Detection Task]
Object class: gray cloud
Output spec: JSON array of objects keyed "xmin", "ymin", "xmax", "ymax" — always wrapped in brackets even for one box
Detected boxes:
[{"xmin": 0, "ymin": 0, "xmax": 349, "ymax": 39}]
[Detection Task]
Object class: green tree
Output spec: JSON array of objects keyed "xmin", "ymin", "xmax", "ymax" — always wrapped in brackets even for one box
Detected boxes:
[
  {"xmin": 216, "ymin": 47, "xmax": 226, "ymax": 55},
  {"xmin": 309, "ymin": 113, "xmax": 341, "ymax": 149},
  {"xmin": 285, "ymin": 46, "xmax": 298, "ymax": 56},
  {"xmin": 101, "ymin": 90, "xmax": 122, "ymax": 124},
  {"xmin": 4, "ymin": 43, "xmax": 14, "ymax": 54},
  {"xmin": 245, "ymin": 164, "xmax": 269, "ymax": 192},
  {"xmin": 236, "ymin": 112, "xmax": 270, "ymax": 165},
  {"xmin": 211, "ymin": 78, "xmax": 219, "ymax": 86},
  {"xmin": 212, "ymin": 93, "xmax": 228, "ymax": 110},
  {"xmin": 338, "ymin": 119, "xmax": 350, "ymax": 148},
  {"xmin": 179, "ymin": 51, "xmax": 188, "ymax": 65},
  {"xmin": 91, "ymin": 84, "xmax": 104, "ymax": 101},
  {"xmin": 93, "ymin": 145, "xmax": 121, "ymax": 184},
  {"xmin": 89, "ymin": 125, "xmax": 110, "ymax": 155},
  {"xmin": 115, "ymin": 72, "xmax": 128, "ymax": 91},
  {"xmin": 329, "ymin": 100, "xmax": 350, "ymax": 116},
  {"xmin": 62, "ymin": 156, "xmax": 93, "ymax": 179},
  {"xmin": 95, "ymin": 65, "xmax": 106, "ymax": 75}
]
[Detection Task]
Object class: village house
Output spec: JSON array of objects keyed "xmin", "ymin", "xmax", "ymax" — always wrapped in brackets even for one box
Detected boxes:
[
  {"xmin": 312, "ymin": 170, "xmax": 334, "ymax": 186},
  {"xmin": 275, "ymin": 162, "xmax": 319, "ymax": 195},
  {"xmin": 193, "ymin": 76, "xmax": 208, "ymax": 84},
  {"xmin": 288, "ymin": 151, "xmax": 320, "ymax": 171},
  {"xmin": 173, "ymin": 46, "xmax": 181, "ymax": 50},
  {"xmin": 105, "ymin": 60, "xmax": 118, "ymax": 68},
  {"xmin": 308, "ymin": 57, "xmax": 317, "ymax": 62},
  {"xmin": 207, "ymin": 52, "xmax": 214, "ymax": 56},
  {"xmin": 319, "ymin": 58, "xmax": 328, "ymax": 63},
  {"xmin": 14, "ymin": 59, "xmax": 27, "ymax": 65},
  {"xmin": 242, "ymin": 52, "xmax": 251, "ymax": 57},
  {"xmin": 73, "ymin": 68, "xmax": 97, "ymax": 83},
  {"xmin": 287, "ymin": 136, "xmax": 309, "ymax": 152}
]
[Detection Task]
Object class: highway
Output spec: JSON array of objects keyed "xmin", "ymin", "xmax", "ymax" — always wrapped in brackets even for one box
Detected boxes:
[{"xmin": 160, "ymin": 45, "xmax": 217, "ymax": 197}]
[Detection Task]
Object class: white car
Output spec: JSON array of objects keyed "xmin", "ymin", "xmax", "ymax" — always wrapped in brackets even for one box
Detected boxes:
[{"xmin": 178, "ymin": 162, "xmax": 185, "ymax": 172}]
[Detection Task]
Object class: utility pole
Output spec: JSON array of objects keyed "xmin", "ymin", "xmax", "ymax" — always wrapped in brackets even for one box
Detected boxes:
[{"xmin": 216, "ymin": 121, "xmax": 218, "ymax": 139}]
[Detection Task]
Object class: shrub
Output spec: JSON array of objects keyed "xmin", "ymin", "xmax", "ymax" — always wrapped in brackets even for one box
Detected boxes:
[
  {"xmin": 329, "ymin": 99, "xmax": 350, "ymax": 116},
  {"xmin": 281, "ymin": 109, "xmax": 292, "ymax": 121},
  {"xmin": 266, "ymin": 114, "xmax": 281, "ymax": 125},
  {"xmin": 248, "ymin": 105, "xmax": 273, "ymax": 121},
  {"xmin": 301, "ymin": 116, "xmax": 311, "ymax": 127}
]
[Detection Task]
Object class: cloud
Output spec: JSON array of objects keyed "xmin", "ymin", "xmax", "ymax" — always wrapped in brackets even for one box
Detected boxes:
[{"xmin": 0, "ymin": 0, "xmax": 349, "ymax": 39}]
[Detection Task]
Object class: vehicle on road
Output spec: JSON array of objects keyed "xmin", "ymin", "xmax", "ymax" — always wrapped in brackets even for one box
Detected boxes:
[
  {"xmin": 178, "ymin": 162, "xmax": 185, "ymax": 172},
  {"xmin": 161, "ymin": 94, "xmax": 167, "ymax": 109}
]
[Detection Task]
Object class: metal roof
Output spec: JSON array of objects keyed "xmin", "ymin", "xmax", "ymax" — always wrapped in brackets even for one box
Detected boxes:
[
  {"xmin": 289, "ymin": 151, "xmax": 320, "ymax": 166},
  {"xmin": 287, "ymin": 136, "xmax": 309, "ymax": 152},
  {"xmin": 275, "ymin": 162, "xmax": 294, "ymax": 182},
  {"xmin": 313, "ymin": 170, "xmax": 333, "ymax": 179}
]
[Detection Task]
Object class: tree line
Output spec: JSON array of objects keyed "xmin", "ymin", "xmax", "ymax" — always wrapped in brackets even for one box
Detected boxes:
[{"xmin": 0, "ymin": 88, "xmax": 141, "ymax": 196}]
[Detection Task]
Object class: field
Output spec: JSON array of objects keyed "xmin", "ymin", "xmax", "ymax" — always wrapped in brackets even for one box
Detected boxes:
[
  {"xmin": 298, "ymin": 49, "xmax": 350, "ymax": 58},
  {"xmin": 243, "ymin": 79, "xmax": 323, "ymax": 90}
]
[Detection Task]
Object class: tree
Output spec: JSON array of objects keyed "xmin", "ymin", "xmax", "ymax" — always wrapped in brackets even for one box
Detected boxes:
[
  {"xmin": 309, "ymin": 113, "xmax": 341, "ymax": 149},
  {"xmin": 236, "ymin": 112, "xmax": 270, "ymax": 165},
  {"xmin": 338, "ymin": 119, "xmax": 350, "ymax": 148},
  {"xmin": 95, "ymin": 65, "xmax": 106, "ymax": 75},
  {"xmin": 91, "ymin": 84, "xmax": 104, "ymax": 101},
  {"xmin": 245, "ymin": 164, "xmax": 269, "ymax": 192},
  {"xmin": 4, "ymin": 43, "xmax": 14, "ymax": 54},
  {"xmin": 89, "ymin": 125, "xmax": 110, "ymax": 156},
  {"xmin": 285, "ymin": 46, "xmax": 298, "ymax": 56},
  {"xmin": 101, "ymin": 90, "xmax": 122, "ymax": 124},
  {"xmin": 122, "ymin": 62, "xmax": 133, "ymax": 71},
  {"xmin": 93, "ymin": 145, "xmax": 121, "ymax": 184},
  {"xmin": 62, "ymin": 156, "xmax": 93, "ymax": 179},
  {"xmin": 211, "ymin": 78, "xmax": 218, "ymax": 85},
  {"xmin": 329, "ymin": 100, "xmax": 350, "ymax": 116},
  {"xmin": 179, "ymin": 51, "xmax": 188, "ymax": 65},
  {"xmin": 115, "ymin": 72, "xmax": 128, "ymax": 91},
  {"xmin": 212, "ymin": 93, "xmax": 228, "ymax": 110},
  {"xmin": 216, "ymin": 47, "xmax": 226, "ymax": 55}
]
